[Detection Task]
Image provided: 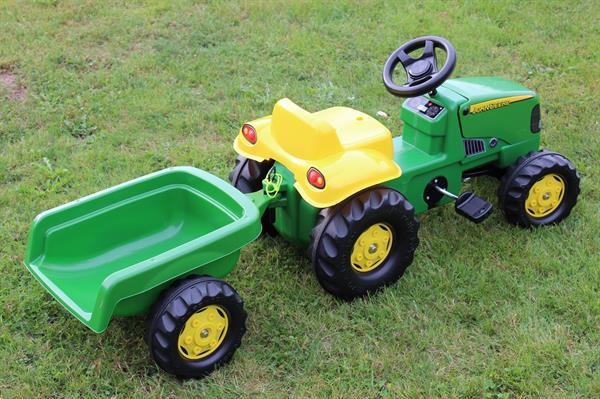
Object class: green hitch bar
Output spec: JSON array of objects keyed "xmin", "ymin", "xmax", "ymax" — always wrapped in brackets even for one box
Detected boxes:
[{"xmin": 245, "ymin": 171, "xmax": 288, "ymax": 218}]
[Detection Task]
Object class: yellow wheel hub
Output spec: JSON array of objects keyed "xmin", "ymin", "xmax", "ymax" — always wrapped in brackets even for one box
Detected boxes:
[
  {"xmin": 178, "ymin": 304, "xmax": 229, "ymax": 360},
  {"xmin": 350, "ymin": 223, "xmax": 393, "ymax": 272},
  {"xmin": 525, "ymin": 173, "xmax": 565, "ymax": 218}
]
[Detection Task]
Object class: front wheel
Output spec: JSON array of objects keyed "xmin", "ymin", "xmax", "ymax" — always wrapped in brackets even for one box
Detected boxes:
[
  {"xmin": 146, "ymin": 276, "xmax": 246, "ymax": 379},
  {"xmin": 498, "ymin": 150, "xmax": 580, "ymax": 227},
  {"xmin": 309, "ymin": 188, "xmax": 420, "ymax": 300}
]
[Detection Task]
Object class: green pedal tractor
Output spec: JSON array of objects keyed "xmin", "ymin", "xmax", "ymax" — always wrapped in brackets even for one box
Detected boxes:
[{"xmin": 25, "ymin": 36, "xmax": 580, "ymax": 378}]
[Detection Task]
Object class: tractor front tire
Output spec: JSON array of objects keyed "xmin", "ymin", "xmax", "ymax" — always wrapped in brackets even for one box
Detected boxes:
[
  {"xmin": 147, "ymin": 276, "xmax": 247, "ymax": 379},
  {"xmin": 229, "ymin": 155, "xmax": 277, "ymax": 235},
  {"xmin": 498, "ymin": 150, "xmax": 580, "ymax": 227},
  {"xmin": 309, "ymin": 188, "xmax": 420, "ymax": 300}
]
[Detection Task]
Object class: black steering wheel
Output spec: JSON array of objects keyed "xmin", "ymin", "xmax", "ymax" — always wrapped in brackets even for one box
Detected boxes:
[{"xmin": 382, "ymin": 36, "xmax": 456, "ymax": 97}]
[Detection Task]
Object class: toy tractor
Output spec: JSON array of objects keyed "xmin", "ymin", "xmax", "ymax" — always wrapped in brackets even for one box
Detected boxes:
[
  {"xmin": 24, "ymin": 36, "xmax": 580, "ymax": 379},
  {"xmin": 231, "ymin": 35, "xmax": 580, "ymax": 298}
]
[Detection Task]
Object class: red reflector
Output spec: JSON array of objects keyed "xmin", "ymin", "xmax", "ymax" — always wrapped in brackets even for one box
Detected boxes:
[
  {"xmin": 241, "ymin": 123, "xmax": 256, "ymax": 144},
  {"xmin": 307, "ymin": 167, "xmax": 325, "ymax": 189}
]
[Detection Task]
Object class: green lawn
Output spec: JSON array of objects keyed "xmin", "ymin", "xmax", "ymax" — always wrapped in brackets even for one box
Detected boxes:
[{"xmin": 1, "ymin": 1, "xmax": 599, "ymax": 397}]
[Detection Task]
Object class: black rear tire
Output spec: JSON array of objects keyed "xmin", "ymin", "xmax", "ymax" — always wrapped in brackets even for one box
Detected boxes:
[
  {"xmin": 147, "ymin": 276, "xmax": 246, "ymax": 379},
  {"xmin": 229, "ymin": 155, "xmax": 277, "ymax": 236},
  {"xmin": 308, "ymin": 188, "xmax": 420, "ymax": 300},
  {"xmin": 498, "ymin": 150, "xmax": 580, "ymax": 227}
]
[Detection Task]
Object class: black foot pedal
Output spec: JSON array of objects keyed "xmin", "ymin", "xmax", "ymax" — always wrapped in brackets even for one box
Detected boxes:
[{"xmin": 455, "ymin": 192, "xmax": 493, "ymax": 223}]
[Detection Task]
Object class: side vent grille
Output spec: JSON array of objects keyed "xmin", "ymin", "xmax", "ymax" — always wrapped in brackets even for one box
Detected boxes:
[
  {"xmin": 531, "ymin": 104, "xmax": 541, "ymax": 133},
  {"xmin": 463, "ymin": 139, "xmax": 485, "ymax": 156}
]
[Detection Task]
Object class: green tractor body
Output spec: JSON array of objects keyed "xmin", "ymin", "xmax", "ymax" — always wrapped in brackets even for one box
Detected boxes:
[{"xmin": 269, "ymin": 77, "xmax": 541, "ymax": 247}]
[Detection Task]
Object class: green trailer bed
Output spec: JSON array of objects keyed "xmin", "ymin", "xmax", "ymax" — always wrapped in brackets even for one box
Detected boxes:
[{"xmin": 25, "ymin": 167, "xmax": 261, "ymax": 333}]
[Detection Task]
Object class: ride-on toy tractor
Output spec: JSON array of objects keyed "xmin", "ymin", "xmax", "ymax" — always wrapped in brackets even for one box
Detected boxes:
[{"xmin": 25, "ymin": 36, "xmax": 580, "ymax": 378}]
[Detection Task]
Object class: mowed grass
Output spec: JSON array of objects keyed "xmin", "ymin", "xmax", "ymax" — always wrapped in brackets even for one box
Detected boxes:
[{"xmin": 1, "ymin": 0, "xmax": 599, "ymax": 397}]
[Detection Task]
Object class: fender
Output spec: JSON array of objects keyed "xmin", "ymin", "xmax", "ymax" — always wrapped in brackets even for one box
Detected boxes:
[{"xmin": 233, "ymin": 98, "xmax": 401, "ymax": 208}]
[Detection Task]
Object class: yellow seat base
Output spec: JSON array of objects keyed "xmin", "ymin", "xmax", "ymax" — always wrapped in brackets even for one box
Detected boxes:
[{"xmin": 234, "ymin": 98, "xmax": 401, "ymax": 208}]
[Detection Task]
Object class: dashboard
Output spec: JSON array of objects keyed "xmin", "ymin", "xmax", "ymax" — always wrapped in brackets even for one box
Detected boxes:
[{"xmin": 405, "ymin": 96, "xmax": 445, "ymax": 119}]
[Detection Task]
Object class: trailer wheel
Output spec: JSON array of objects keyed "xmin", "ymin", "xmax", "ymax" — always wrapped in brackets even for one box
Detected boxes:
[
  {"xmin": 498, "ymin": 150, "xmax": 580, "ymax": 227},
  {"xmin": 309, "ymin": 188, "xmax": 420, "ymax": 300},
  {"xmin": 229, "ymin": 155, "xmax": 277, "ymax": 235},
  {"xmin": 147, "ymin": 276, "xmax": 246, "ymax": 379}
]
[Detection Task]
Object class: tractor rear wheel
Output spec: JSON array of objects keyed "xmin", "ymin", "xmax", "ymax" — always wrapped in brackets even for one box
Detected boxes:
[
  {"xmin": 309, "ymin": 187, "xmax": 420, "ymax": 300},
  {"xmin": 498, "ymin": 150, "xmax": 580, "ymax": 227},
  {"xmin": 146, "ymin": 276, "xmax": 246, "ymax": 379},
  {"xmin": 229, "ymin": 155, "xmax": 276, "ymax": 235}
]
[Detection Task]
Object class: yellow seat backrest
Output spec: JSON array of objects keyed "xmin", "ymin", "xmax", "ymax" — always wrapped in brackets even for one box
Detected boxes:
[{"xmin": 270, "ymin": 98, "xmax": 343, "ymax": 160}]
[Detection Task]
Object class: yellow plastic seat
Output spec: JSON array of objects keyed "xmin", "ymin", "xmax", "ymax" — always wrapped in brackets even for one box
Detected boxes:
[{"xmin": 234, "ymin": 98, "xmax": 401, "ymax": 208}]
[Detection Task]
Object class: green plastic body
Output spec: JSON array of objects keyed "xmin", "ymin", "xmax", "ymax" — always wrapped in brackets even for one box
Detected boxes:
[
  {"xmin": 25, "ymin": 167, "xmax": 261, "ymax": 332},
  {"xmin": 271, "ymin": 77, "xmax": 541, "ymax": 245}
]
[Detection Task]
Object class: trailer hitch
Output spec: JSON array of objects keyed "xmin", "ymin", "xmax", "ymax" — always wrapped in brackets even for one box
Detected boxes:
[{"xmin": 245, "ymin": 171, "xmax": 288, "ymax": 218}]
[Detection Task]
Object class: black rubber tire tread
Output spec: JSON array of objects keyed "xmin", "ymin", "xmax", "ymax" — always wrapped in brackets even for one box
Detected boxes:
[
  {"xmin": 498, "ymin": 149, "xmax": 580, "ymax": 227},
  {"xmin": 307, "ymin": 208, "xmax": 346, "ymax": 297},
  {"xmin": 228, "ymin": 155, "xmax": 277, "ymax": 236},
  {"xmin": 146, "ymin": 275, "xmax": 247, "ymax": 379},
  {"xmin": 308, "ymin": 187, "xmax": 420, "ymax": 300},
  {"xmin": 228, "ymin": 154, "xmax": 274, "ymax": 193}
]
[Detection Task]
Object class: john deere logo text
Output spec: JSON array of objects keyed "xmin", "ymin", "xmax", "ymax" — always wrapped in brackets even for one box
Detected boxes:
[{"xmin": 468, "ymin": 95, "xmax": 533, "ymax": 114}]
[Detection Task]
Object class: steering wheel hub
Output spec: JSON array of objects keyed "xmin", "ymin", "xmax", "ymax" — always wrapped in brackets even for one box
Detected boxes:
[{"xmin": 408, "ymin": 60, "xmax": 433, "ymax": 79}]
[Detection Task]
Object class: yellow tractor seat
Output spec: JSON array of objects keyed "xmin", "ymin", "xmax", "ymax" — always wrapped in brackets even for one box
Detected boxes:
[
  {"xmin": 233, "ymin": 98, "xmax": 401, "ymax": 208},
  {"xmin": 268, "ymin": 99, "xmax": 394, "ymax": 160}
]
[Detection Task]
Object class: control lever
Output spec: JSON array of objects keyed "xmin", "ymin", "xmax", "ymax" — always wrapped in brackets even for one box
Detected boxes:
[{"xmin": 434, "ymin": 186, "xmax": 493, "ymax": 223}]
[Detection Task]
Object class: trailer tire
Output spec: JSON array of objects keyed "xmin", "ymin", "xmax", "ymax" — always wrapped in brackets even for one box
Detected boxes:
[
  {"xmin": 309, "ymin": 188, "xmax": 419, "ymax": 300},
  {"xmin": 146, "ymin": 276, "xmax": 246, "ymax": 379},
  {"xmin": 229, "ymin": 155, "xmax": 277, "ymax": 236}
]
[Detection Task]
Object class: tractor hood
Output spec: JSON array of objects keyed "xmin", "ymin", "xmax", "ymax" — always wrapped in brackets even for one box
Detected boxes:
[
  {"xmin": 443, "ymin": 77, "xmax": 540, "ymax": 143},
  {"xmin": 443, "ymin": 77, "xmax": 535, "ymax": 105}
]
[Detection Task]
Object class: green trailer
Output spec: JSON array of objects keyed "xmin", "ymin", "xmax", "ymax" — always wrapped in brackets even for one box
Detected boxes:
[
  {"xmin": 25, "ymin": 36, "xmax": 580, "ymax": 379},
  {"xmin": 25, "ymin": 167, "xmax": 264, "ymax": 377}
]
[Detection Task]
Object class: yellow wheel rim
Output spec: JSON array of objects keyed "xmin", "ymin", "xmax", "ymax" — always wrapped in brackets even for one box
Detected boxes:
[
  {"xmin": 350, "ymin": 223, "xmax": 393, "ymax": 273},
  {"xmin": 177, "ymin": 304, "xmax": 229, "ymax": 360},
  {"xmin": 525, "ymin": 173, "xmax": 565, "ymax": 218}
]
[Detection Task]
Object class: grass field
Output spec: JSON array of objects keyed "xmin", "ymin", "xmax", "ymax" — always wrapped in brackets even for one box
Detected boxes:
[{"xmin": 1, "ymin": 1, "xmax": 599, "ymax": 397}]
